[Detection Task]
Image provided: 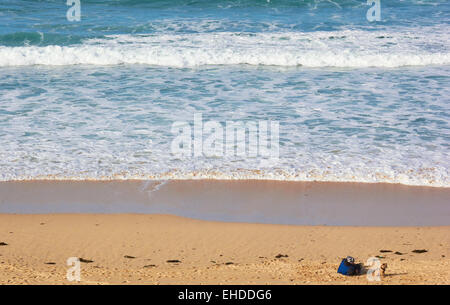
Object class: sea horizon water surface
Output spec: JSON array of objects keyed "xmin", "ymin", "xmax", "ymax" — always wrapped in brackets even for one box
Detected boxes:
[{"xmin": 0, "ymin": 0, "xmax": 449, "ymax": 187}]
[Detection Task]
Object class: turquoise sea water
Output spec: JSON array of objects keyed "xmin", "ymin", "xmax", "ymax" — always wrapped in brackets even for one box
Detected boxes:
[{"xmin": 0, "ymin": 0, "xmax": 449, "ymax": 186}]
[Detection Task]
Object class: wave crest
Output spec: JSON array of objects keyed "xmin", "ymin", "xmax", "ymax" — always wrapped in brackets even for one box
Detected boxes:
[{"xmin": 1, "ymin": 28, "xmax": 449, "ymax": 68}]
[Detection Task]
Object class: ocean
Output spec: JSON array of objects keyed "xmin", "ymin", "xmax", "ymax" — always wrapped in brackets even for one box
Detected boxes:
[{"xmin": 0, "ymin": 0, "xmax": 449, "ymax": 187}]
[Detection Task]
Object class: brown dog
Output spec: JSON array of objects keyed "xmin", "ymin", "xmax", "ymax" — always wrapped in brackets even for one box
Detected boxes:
[{"xmin": 380, "ymin": 263, "xmax": 387, "ymax": 277}]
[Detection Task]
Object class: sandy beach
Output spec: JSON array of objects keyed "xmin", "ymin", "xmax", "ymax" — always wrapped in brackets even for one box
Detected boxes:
[
  {"xmin": 1, "ymin": 0, "xmax": 450, "ymax": 289},
  {"xmin": 0, "ymin": 214, "xmax": 448, "ymax": 285}
]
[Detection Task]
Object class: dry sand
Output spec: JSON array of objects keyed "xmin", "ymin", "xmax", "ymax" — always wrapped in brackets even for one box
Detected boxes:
[{"xmin": 0, "ymin": 214, "xmax": 448, "ymax": 285}]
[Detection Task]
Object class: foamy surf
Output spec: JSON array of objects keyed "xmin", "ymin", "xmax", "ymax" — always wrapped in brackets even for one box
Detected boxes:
[
  {"xmin": 1, "ymin": 64, "xmax": 448, "ymax": 188},
  {"xmin": 1, "ymin": 1, "xmax": 449, "ymax": 191},
  {"xmin": 1, "ymin": 28, "xmax": 449, "ymax": 68},
  {"xmin": 1, "ymin": 167, "xmax": 448, "ymax": 188}
]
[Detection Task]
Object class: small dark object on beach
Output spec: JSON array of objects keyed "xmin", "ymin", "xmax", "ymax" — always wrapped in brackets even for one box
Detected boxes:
[
  {"xmin": 380, "ymin": 250, "xmax": 392, "ymax": 253},
  {"xmin": 124, "ymin": 255, "xmax": 136, "ymax": 259},
  {"xmin": 375, "ymin": 255, "xmax": 385, "ymax": 259},
  {"xmin": 144, "ymin": 264, "xmax": 157, "ymax": 268},
  {"xmin": 275, "ymin": 254, "xmax": 288, "ymax": 259},
  {"xmin": 166, "ymin": 260, "xmax": 181, "ymax": 263},
  {"xmin": 412, "ymin": 249, "xmax": 428, "ymax": 254},
  {"xmin": 394, "ymin": 251, "xmax": 404, "ymax": 255},
  {"xmin": 79, "ymin": 258, "xmax": 94, "ymax": 263},
  {"xmin": 45, "ymin": 262, "xmax": 56, "ymax": 265},
  {"xmin": 0, "ymin": 242, "xmax": 8, "ymax": 246},
  {"xmin": 225, "ymin": 262, "xmax": 234, "ymax": 265}
]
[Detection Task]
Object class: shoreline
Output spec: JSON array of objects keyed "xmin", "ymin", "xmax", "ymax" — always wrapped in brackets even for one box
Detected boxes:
[
  {"xmin": 1, "ymin": 180, "xmax": 449, "ymax": 226},
  {"xmin": 0, "ymin": 214, "xmax": 448, "ymax": 285}
]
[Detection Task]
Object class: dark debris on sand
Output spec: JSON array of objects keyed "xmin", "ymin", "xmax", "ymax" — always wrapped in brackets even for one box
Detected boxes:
[
  {"xmin": 79, "ymin": 258, "xmax": 94, "ymax": 263},
  {"xmin": 0, "ymin": 242, "xmax": 8, "ymax": 246},
  {"xmin": 412, "ymin": 249, "xmax": 428, "ymax": 254},
  {"xmin": 144, "ymin": 264, "xmax": 157, "ymax": 268},
  {"xmin": 275, "ymin": 254, "xmax": 288, "ymax": 259}
]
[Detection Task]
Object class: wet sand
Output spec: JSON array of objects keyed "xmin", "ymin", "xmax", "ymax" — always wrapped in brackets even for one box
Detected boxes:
[
  {"xmin": 1, "ymin": 180, "xmax": 449, "ymax": 225},
  {"xmin": 0, "ymin": 214, "xmax": 449, "ymax": 285}
]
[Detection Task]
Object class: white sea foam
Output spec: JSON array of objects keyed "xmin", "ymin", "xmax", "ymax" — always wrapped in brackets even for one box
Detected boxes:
[
  {"xmin": 0, "ymin": 55, "xmax": 449, "ymax": 187},
  {"xmin": 1, "ymin": 167, "xmax": 449, "ymax": 187},
  {"xmin": 0, "ymin": 27, "xmax": 449, "ymax": 68}
]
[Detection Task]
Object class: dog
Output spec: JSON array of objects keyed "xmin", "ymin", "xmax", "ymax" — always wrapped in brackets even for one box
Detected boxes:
[{"xmin": 380, "ymin": 263, "xmax": 387, "ymax": 277}]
